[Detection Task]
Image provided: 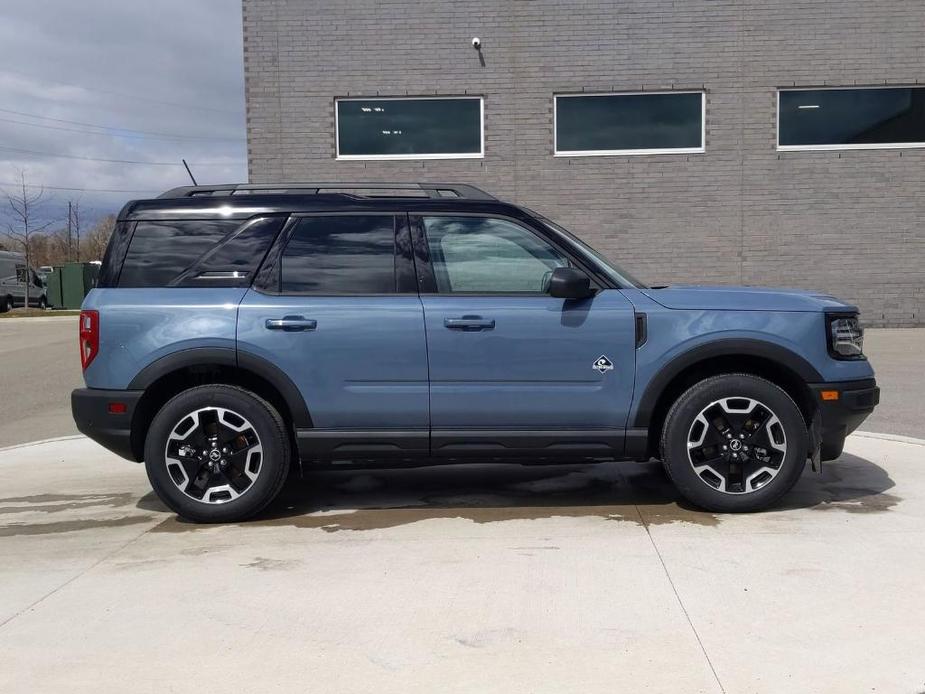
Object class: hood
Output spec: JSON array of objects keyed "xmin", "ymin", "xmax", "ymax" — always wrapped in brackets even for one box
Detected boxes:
[{"xmin": 640, "ymin": 285, "xmax": 859, "ymax": 313}]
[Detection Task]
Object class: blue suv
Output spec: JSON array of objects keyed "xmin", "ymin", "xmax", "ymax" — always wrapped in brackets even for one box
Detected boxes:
[{"xmin": 71, "ymin": 182, "xmax": 879, "ymax": 522}]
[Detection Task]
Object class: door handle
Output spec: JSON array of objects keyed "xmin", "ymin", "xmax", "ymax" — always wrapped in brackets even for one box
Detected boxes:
[
  {"xmin": 265, "ymin": 316, "xmax": 317, "ymax": 332},
  {"xmin": 444, "ymin": 316, "xmax": 495, "ymax": 331}
]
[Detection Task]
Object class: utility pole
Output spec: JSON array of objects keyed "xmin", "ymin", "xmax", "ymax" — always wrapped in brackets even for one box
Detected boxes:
[
  {"xmin": 73, "ymin": 201, "xmax": 81, "ymax": 262},
  {"xmin": 67, "ymin": 200, "xmax": 73, "ymax": 262}
]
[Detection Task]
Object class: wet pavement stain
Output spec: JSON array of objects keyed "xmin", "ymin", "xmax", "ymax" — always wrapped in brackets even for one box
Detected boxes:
[
  {"xmin": 150, "ymin": 452, "xmax": 898, "ymax": 534},
  {"xmin": 151, "ymin": 462, "xmax": 723, "ymax": 533},
  {"xmin": 0, "ymin": 515, "xmax": 153, "ymax": 537},
  {"xmin": 784, "ymin": 453, "xmax": 900, "ymax": 514},
  {"xmin": 0, "ymin": 492, "xmax": 136, "ymax": 516},
  {"xmin": 0, "ymin": 492, "xmax": 154, "ymax": 537},
  {"xmin": 240, "ymin": 557, "xmax": 302, "ymax": 571},
  {"xmin": 0, "ymin": 453, "xmax": 896, "ymax": 537}
]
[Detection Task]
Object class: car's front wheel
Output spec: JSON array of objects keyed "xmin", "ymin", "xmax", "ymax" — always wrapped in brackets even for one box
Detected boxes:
[
  {"xmin": 660, "ymin": 374, "xmax": 808, "ymax": 512},
  {"xmin": 1, "ymin": 295, "xmax": 12, "ymax": 313},
  {"xmin": 144, "ymin": 385, "xmax": 291, "ymax": 523}
]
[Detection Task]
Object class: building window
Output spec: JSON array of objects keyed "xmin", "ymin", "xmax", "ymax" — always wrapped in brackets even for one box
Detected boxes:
[
  {"xmin": 336, "ymin": 97, "xmax": 483, "ymax": 160},
  {"xmin": 554, "ymin": 92, "xmax": 705, "ymax": 156},
  {"xmin": 778, "ymin": 87, "xmax": 925, "ymax": 151}
]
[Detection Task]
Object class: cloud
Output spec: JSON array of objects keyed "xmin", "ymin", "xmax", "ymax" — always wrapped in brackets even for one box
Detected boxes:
[{"xmin": 0, "ymin": 0, "xmax": 247, "ymax": 224}]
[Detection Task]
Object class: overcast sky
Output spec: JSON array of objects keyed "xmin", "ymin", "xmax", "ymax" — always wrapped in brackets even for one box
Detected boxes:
[{"xmin": 0, "ymin": 0, "xmax": 246, "ymax": 225}]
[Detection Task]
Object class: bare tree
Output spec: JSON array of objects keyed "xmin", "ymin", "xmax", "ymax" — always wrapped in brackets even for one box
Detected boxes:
[
  {"xmin": 4, "ymin": 170, "xmax": 54, "ymax": 308},
  {"xmin": 66, "ymin": 199, "xmax": 83, "ymax": 262},
  {"xmin": 82, "ymin": 214, "xmax": 117, "ymax": 262},
  {"xmin": 29, "ymin": 226, "xmax": 71, "ymax": 267},
  {"xmin": 73, "ymin": 200, "xmax": 81, "ymax": 262}
]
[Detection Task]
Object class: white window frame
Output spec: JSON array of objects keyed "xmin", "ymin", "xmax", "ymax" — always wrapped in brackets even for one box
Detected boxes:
[
  {"xmin": 776, "ymin": 85, "xmax": 925, "ymax": 152},
  {"xmin": 335, "ymin": 95, "xmax": 484, "ymax": 161},
  {"xmin": 553, "ymin": 91, "xmax": 706, "ymax": 157}
]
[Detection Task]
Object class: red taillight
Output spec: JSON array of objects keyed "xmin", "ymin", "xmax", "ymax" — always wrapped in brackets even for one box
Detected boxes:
[{"xmin": 79, "ymin": 310, "xmax": 99, "ymax": 370}]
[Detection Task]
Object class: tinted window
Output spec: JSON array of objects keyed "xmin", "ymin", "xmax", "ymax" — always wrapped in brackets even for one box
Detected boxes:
[
  {"xmin": 337, "ymin": 98, "xmax": 482, "ymax": 157},
  {"xmin": 423, "ymin": 216, "xmax": 568, "ymax": 293},
  {"xmin": 779, "ymin": 87, "xmax": 925, "ymax": 148},
  {"xmin": 172, "ymin": 217, "xmax": 285, "ymax": 287},
  {"xmin": 98, "ymin": 221, "xmax": 133, "ymax": 288},
  {"xmin": 280, "ymin": 216, "xmax": 395, "ymax": 294},
  {"xmin": 118, "ymin": 220, "xmax": 237, "ymax": 288},
  {"xmin": 556, "ymin": 92, "xmax": 703, "ymax": 154}
]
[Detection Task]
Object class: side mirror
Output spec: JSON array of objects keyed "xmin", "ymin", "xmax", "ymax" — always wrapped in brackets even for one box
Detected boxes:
[{"xmin": 548, "ymin": 267, "xmax": 594, "ymax": 299}]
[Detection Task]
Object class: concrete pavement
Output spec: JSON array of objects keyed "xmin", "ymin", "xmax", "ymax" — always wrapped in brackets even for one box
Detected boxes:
[{"xmin": 0, "ymin": 432, "xmax": 922, "ymax": 693}]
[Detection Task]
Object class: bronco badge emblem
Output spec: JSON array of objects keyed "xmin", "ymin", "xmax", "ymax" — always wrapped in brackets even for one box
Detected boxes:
[{"xmin": 593, "ymin": 355, "xmax": 614, "ymax": 374}]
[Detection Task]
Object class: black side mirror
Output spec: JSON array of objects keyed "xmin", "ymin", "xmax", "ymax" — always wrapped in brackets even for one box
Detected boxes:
[{"xmin": 548, "ymin": 267, "xmax": 594, "ymax": 299}]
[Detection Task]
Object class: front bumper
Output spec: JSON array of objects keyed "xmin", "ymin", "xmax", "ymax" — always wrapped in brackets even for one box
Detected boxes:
[
  {"xmin": 807, "ymin": 378, "xmax": 879, "ymax": 461},
  {"xmin": 71, "ymin": 388, "xmax": 144, "ymax": 462}
]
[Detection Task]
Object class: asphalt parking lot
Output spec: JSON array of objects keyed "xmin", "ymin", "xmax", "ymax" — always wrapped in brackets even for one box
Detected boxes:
[{"xmin": 1, "ymin": 317, "xmax": 924, "ymax": 692}]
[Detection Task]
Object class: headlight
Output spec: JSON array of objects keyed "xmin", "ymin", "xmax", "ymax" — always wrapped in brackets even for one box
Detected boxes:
[{"xmin": 827, "ymin": 314, "xmax": 865, "ymax": 359}]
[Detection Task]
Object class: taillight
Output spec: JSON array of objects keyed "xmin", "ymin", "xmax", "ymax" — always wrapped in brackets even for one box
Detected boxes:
[{"xmin": 79, "ymin": 310, "xmax": 99, "ymax": 370}]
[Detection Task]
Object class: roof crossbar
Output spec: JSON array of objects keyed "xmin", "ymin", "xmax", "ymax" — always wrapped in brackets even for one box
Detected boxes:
[{"xmin": 158, "ymin": 182, "xmax": 496, "ymax": 201}]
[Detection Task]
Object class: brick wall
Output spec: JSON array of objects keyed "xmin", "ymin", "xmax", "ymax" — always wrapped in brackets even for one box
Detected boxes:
[{"xmin": 242, "ymin": 0, "xmax": 925, "ymax": 326}]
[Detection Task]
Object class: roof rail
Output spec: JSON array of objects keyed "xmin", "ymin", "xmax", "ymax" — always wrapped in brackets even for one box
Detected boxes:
[{"xmin": 157, "ymin": 182, "xmax": 496, "ymax": 201}]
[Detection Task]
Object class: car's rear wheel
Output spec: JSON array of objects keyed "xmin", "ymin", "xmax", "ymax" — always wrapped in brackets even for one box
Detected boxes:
[
  {"xmin": 144, "ymin": 385, "xmax": 291, "ymax": 523},
  {"xmin": 1, "ymin": 295, "xmax": 12, "ymax": 313},
  {"xmin": 660, "ymin": 374, "xmax": 808, "ymax": 512}
]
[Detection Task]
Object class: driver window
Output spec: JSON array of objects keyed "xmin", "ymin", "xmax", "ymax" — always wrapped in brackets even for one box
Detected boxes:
[{"xmin": 422, "ymin": 216, "xmax": 568, "ymax": 293}]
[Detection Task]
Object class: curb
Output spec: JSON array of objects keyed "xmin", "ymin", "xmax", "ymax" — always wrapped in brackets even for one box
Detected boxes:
[
  {"xmin": 0, "ymin": 434, "xmax": 86, "ymax": 454},
  {"xmin": 852, "ymin": 431, "xmax": 925, "ymax": 447}
]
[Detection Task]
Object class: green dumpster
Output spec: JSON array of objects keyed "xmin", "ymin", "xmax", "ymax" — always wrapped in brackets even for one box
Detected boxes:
[
  {"xmin": 56, "ymin": 262, "xmax": 100, "ymax": 310},
  {"xmin": 46, "ymin": 267, "xmax": 64, "ymax": 308}
]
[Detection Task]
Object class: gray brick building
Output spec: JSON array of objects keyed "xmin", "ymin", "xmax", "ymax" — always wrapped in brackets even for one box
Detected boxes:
[{"xmin": 242, "ymin": 0, "xmax": 925, "ymax": 326}]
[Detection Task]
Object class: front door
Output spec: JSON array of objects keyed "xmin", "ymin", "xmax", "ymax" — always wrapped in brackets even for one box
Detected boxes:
[
  {"xmin": 412, "ymin": 214, "xmax": 637, "ymax": 457},
  {"xmin": 237, "ymin": 212, "xmax": 429, "ymax": 459}
]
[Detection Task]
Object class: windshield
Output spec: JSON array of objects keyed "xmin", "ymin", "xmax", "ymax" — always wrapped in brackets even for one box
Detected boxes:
[{"xmin": 531, "ymin": 213, "xmax": 646, "ymax": 288}]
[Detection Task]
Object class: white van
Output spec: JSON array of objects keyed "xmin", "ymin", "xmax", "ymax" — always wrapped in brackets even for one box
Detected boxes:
[{"xmin": 0, "ymin": 251, "xmax": 48, "ymax": 312}]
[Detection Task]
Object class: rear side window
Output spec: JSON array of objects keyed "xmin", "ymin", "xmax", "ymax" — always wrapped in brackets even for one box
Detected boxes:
[
  {"xmin": 280, "ymin": 215, "xmax": 396, "ymax": 294},
  {"xmin": 118, "ymin": 220, "xmax": 238, "ymax": 288},
  {"xmin": 171, "ymin": 217, "xmax": 286, "ymax": 287},
  {"xmin": 98, "ymin": 221, "xmax": 134, "ymax": 288}
]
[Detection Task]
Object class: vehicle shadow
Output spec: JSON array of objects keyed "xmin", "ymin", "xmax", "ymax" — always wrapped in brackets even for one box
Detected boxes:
[{"xmin": 143, "ymin": 451, "xmax": 899, "ymax": 532}]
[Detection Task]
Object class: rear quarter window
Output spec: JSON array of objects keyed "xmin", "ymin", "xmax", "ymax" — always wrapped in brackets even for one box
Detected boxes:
[{"xmin": 116, "ymin": 218, "xmax": 283, "ymax": 288}]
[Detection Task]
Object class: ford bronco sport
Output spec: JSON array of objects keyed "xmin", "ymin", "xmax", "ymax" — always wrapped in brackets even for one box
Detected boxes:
[{"xmin": 71, "ymin": 182, "xmax": 879, "ymax": 522}]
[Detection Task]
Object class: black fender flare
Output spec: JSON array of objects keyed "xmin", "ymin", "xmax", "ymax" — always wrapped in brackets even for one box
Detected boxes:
[
  {"xmin": 128, "ymin": 347, "xmax": 312, "ymax": 428},
  {"xmin": 632, "ymin": 338, "xmax": 823, "ymax": 428}
]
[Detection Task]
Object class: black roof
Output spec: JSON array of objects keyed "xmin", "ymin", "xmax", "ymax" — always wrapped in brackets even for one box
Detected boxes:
[{"xmin": 119, "ymin": 182, "xmax": 526, "ymax": 221}]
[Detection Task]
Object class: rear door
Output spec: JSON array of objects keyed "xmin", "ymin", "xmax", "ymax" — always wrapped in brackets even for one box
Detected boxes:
[
  {"xmin": 236, "ymin": 212, "xmax": 429, "ymax": 459},
  {"xmin": 412, "ymin": 213, "xmax": 637, "ymax": 457}
]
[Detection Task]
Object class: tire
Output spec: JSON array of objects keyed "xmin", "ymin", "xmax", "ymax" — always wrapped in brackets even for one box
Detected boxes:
[
  {"xmin": 144, "ymin": 385, "xmax": 291, "ymax": 523},
  {"xmin": 0, "ymin": 296, "xmax": 10, "ymax": 313},
  {"xmin": 660, "ymin": 373, "xmax": 808, "ymax": 513}
]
